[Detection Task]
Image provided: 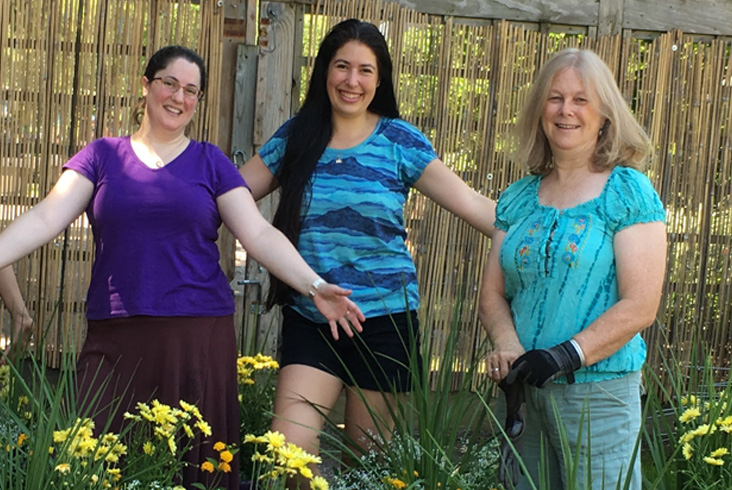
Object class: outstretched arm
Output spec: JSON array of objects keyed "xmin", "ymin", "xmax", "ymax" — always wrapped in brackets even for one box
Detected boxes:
[
  {"xmin": 413, "ymin": 158, "xmax": 496, "ymax": 238},
  {"xmin": 217, "ymin": 186, "xmax": 365, "ymax": 340},
  {"xmin": 0, "ymin": 170, "xmax": 94, "ymax": 270}
]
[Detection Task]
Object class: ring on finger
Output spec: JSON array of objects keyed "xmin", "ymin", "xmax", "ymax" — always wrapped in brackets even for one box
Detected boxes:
[{"xmin": 492, "ymin": 367, "xmax": 500, "ymax": 372}]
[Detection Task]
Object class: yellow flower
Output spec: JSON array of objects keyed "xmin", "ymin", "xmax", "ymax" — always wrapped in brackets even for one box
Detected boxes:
[
  {"xmin": 143, "ymin": 441, "xmax": 155, "ymax": 455},
  {"xmin": 218, "ymin": 461, "xmax": 232, "ymax": 473},
  {"xmin": 54, "ymin": 463, "xmax": 71, "ymax": 474},
  {"xmin": 384, "ymin": 477, "xmax": 407, "ymax": 489},
  {"xmin": 201, "ymin": 461, "xmax": 215, "ymax": 473},
  {"xmin": 682, "ymin": 395, "xmax": 698, "ymax": 406},
  {"xmin": 710, "ymin": 447, "xmax": 730, "ymax": 458},
  {"xmin": 195, "ymin": 420, "xmax": 212, "ymax": 437},
  {"xmin": 679, "ymin": 407, "xmax": 702, "ymax": 423},
  {"xmin": 300, "ymin": 466, "xmax": 314, "ymax": 479},
  {"xmin": 213, "ymin": 441, "xmax": 226, "ymax": 452},
  {"xmin": 689, "ymin": 424, "xmax": 715, "ymax": 438},
  {"xmin": 265, "ymin": 430, "xmax": 286, "ymax": 449},
  {"xmin": 704, "ymin": 456, "xmax": 725, "ymax": 466},
  {"xmin": 244, "ymin": 434, "xmax": 268, "ymax": 444},
  {"xmin": 17, "ymin": 433, "xmax": 28, "ymax": 446},
  {"xmin": 414, "ymin": 470, "xmax": 419, "ymax": 477},
  {"xmin": 310, "ymin": 476, "xmax": 329, "ymax": 490},
  {"xmin": 220, "ymin": 450, "xmax": 234, "ymax": 463},
  {"xmin": 682, "ymin": 443, "xmax": 693, "ymax": 460}
]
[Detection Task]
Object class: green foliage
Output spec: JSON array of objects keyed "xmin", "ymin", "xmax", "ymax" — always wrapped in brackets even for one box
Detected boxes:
[
  {"xmin": 642, "ymin": 330, "xmax": 732, "ymax": 490},
  {"xmin": 0, "ymin": 328, "xmax": 220, "ymax": 490},
  {"xmin": 325, "ymin": 295, "xmax": 504, "ymax": 489}
]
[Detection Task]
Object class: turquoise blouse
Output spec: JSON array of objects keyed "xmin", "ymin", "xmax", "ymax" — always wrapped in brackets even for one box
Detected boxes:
[
  {"xmin": 259, "ymin": 117, "xmax": 438, "ymax": 322},
  {"xmin": 495, "ymin": 166, "xmax": 666, "ymax": 383}
]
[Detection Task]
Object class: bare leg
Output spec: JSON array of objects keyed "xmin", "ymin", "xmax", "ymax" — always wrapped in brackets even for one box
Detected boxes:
[
  {"xmin": 271, "ymin": 364, "xmax": 343, "ymax": 490},
  {"xmin": 342, "ymin": 387, "xmax": 400, "ymax": 463}
]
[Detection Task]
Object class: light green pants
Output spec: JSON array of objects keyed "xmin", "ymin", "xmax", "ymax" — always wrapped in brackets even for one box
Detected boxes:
[{"xmin": 498, "ymin": 371, "xmax": 643, "ymax": 490}]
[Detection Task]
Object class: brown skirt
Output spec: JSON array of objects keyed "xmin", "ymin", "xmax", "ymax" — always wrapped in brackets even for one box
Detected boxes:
[{"xmin": 76, "ymin": 315, "xmax": 240, "ymax": 490}]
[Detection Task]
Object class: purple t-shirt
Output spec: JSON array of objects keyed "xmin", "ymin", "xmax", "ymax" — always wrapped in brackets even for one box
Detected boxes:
[{"xmin": 63, "ymin": 136, "xmax": 247, "ymax": 319}]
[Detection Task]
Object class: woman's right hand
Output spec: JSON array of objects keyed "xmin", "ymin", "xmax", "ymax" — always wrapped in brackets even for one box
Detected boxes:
[
  {"xmin": 487, "ymin": 341, "xmax": 524, "ymax": 383},
  {"xmin": 312, "ymin": 283, "xmax": 365, "ymax": 340}
]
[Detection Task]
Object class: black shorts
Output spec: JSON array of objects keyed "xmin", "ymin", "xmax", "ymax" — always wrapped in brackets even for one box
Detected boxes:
[{"xmin": 280, "ymin": 307, "xmax": 423, "ymax": 392}]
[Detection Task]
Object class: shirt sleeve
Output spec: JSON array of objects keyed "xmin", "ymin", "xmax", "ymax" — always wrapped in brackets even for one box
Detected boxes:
[
  {"xmin": 495, "ymin": 176, "xmax": 538, "ymax": 231},
  {"xmin": 604, "ymin": 167, "xmax": 666, "ymax": 233},
  {"xmin": 204, "ymin": 143, "xmax": 248, "ymax": 197},
  {"xmin": 62, "ymin": 140, "xmax": 101, "ymax": 184},
  {"xmin": 389, "ymin": 119, "xmax": 439, "ymax": 186},
  {"xmin": 258, "ymin": 119, "xmax": 292, "ymax": 176}
]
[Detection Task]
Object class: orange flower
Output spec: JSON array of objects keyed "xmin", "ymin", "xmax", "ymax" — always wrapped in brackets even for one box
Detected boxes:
[
  {"xmin": 220, "ymin": 450, "xmax": 234, "ymax": 463},
  {"xmin": 218, "ymin": 461, "xmax": 232, "ymax": 473},
  {"xmin": 201, "ymin": 461, "xmax": 215, "ymax": 473}
]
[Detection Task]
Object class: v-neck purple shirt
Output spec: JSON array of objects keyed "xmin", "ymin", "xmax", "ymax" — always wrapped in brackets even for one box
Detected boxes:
[{"xmin": 63, "ymin": 136, "xmax": 246, "ymax": 319}]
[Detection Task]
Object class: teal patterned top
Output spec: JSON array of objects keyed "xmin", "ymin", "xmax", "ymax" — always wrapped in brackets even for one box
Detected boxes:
[
  {"xmin": 495, "ymin": 166, "xmax": 666, "ymax": 383},
  {"xmin": 259, "ymin": 117, "xmax": 438, "ymax": 322}
]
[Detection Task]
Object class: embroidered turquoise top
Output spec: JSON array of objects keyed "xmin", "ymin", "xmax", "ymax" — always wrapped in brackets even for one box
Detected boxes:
[{"xmin": 495, "ymin": 166, "xmax": 666, "ymax": 383}]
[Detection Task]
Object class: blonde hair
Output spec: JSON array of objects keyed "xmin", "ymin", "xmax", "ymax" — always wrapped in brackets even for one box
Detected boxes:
[{"xmin": 514, "ymin": 48, "xmax": 651, "ymax": 175}]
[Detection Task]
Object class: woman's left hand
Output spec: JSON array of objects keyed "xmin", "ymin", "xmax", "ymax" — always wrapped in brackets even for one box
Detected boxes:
[{"xmin": 312, "ymin": 283, "xmax": 365, "ymax": 340}]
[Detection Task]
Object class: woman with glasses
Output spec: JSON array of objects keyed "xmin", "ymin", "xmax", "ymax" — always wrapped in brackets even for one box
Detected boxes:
[{"xmin": 0, "ymin": 45, "xmax": 363, "ymax": 490}]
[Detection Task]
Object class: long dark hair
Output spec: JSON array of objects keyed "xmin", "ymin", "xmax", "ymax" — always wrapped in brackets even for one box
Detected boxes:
[{"xmin": 267, "ymin": 19, "xmax": 400, "ymax": 308}]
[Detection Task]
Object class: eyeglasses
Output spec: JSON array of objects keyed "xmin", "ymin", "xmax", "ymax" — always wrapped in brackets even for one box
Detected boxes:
[{"xmin": 149, "ymin": 76, "xmax": 203, "ymax": 100}]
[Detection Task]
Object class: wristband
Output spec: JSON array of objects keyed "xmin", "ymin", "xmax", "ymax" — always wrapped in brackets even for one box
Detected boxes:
[
  {"xmin": 569, "ymin": 338, "xmax": 586, "ymax": 367},
  {"xmin": 307, "ymin": 278, "xmax": 326, "ymax": 299}
]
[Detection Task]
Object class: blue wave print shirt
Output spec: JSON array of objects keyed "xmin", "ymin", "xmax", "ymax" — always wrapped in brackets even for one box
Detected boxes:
[
  {"xmin": 259, "ymin": 117, "xmax": 438, "ymax": 322},
  {"xmin": 495, "ymin": 166, "xmax": 666, "ymax": 383}
]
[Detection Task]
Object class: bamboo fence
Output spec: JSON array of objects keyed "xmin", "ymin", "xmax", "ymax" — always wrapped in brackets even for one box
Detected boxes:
[
  {"xmin": 2, "ymin": 0, "xmax": 731, "ymax": 389},
  {"xmin": 305, "ymin": 0, "xmax": 732, "ymax": 389},
  {"xmin": 0, "ymin": 0, "xmax": 225, "ymax": 366}
]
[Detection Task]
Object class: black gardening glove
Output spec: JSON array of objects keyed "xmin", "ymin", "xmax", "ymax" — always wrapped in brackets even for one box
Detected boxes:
[
  {"xmin": 505, "ymin": 340, "xmax": 582, "ymax": 388},
  {"xmin": 497, "ymin": 378, "xmax": 526, "ymax": 489}
]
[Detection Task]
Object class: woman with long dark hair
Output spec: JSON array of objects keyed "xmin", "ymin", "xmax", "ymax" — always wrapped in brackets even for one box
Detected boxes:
[{"xmin": 240, "ymin": 19, "xmax": 496, "ymax": 487}]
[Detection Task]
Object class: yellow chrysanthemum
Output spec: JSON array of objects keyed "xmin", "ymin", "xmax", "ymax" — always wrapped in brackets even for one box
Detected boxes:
[
  {"xmin": 710, "ymin": 447, "xmax": 730, "ymax": 458},
  {"xmin": 310, "ymin": 476, "xmax": 329, "ymax": 490},
  {"xmin": 244, "ymin": 434, "xmax": 268, "ymax": 444},
  {"xmin": 682, "ymin": 443, "xmax": 693, "ymax": 460},
  {"xmin": 54, "ymin": 463, "xmax": 71, "ymax": 474},
  {"xmin": 299, "ymin": 466, "xmax": 314, "ymax": 479},
  {"xmin": 252, "ymin": 452, "xmax": 274, "ymax": 463},
  {"xmin": 704, "ymin": 456, "xmax": 725, "ymax": 466},
  {"xmin": 143, "ymin": 441, "xmax": 155, "ymax": 455},
  {"xmin": 201, "ymin": 461, "xmax": 215, "ymax": 473},
  {"xmin": 194, "ymin": 420, "xmax": 212, "ymax": 437},
  {"xmin": 264, "ymin": 430, "xmax": 286, "ymax": 449},
  {"xmin": 679, "ymin": 407, "xmax": 702, "ymax": 423},
  {"xmin": 689, "ymin": 424, "xmax": 715, "ymax": 438}
]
